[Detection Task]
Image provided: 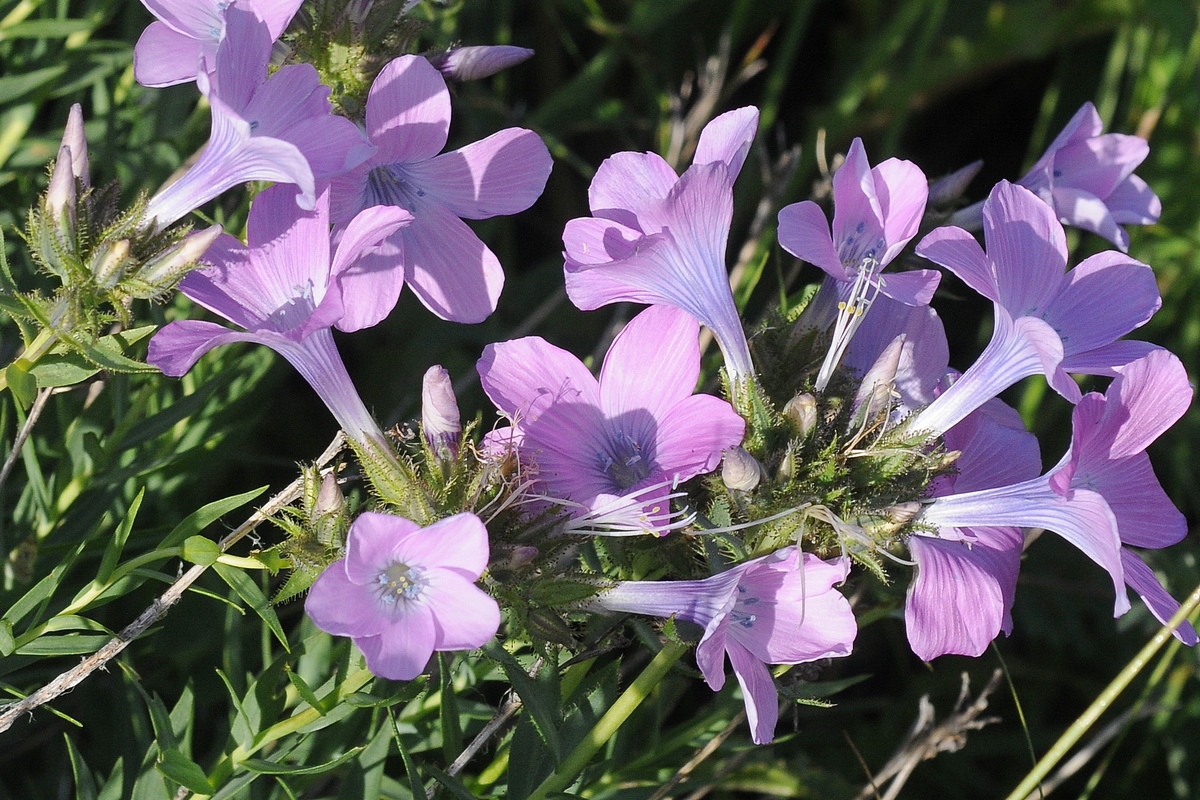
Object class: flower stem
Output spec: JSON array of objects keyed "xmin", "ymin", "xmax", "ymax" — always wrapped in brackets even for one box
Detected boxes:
[
  {"xmin": 524, "ymin": 640, "xmax": 688, "ymax": 800},
  {"xmin": 1003, "ymin": 579, "xmax": 1200, "ymax": 800}
]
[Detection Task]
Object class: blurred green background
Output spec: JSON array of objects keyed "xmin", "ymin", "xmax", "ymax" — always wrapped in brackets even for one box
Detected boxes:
[{"xmin": 2, "ymin": 0, "xmax": 1199, "ymax": 798}]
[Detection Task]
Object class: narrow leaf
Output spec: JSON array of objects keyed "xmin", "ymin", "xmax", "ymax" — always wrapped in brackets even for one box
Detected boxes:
[
  {"xmin": 97, "ymin": 489, "xmax": 143, "ymax": 584},
  {"xmin": 156, "ymin": 750, "xmax": 214, "ymax": 795},
  {"xmin": 63, "ymin": 734, "xmax": 98, "ymax": 800},
  {"xmin": 241, "ymin": 746, "xmax": 364, "ymax": 776},
  {"xmin": 485, "ymin": 642, "xmax": 563, "ymax": 760},
  {"xmin": 213, "ymin": 562, "xmax": 289, "ymax": 651}
]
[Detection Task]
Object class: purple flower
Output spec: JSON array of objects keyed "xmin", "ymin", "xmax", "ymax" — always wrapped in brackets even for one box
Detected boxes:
[
  {"xmin": 329, "ymin": 54, "xmax": 552, "ymax": 323},
  {"xmin": 477, "ymin": 305, "xmax": 745, "ymax": 535},
  {"xmin": 910, "ymin": 180, "xmax": 1161, "ymax": 436},
  {"xmin": 148, "ymin": 184, "xmax": 411, "ymax": 445},
  {"xmin": 425, "ymin": 45, "xmax": 535, "ymax": 82},
  {"xmin": 919, "ymin": 351, "xmax": 1194, "ymax": 640},
  {"xmin": 562, "ymin": 107, "xmax": 760, "ymax": 381},
  {"xmin": 778, "ymin": 139, "xmax": 938, "ymax": 390},
  {"xmin": 305, "ymin": 511, "xmax": 500, "ymax": 681},
  {"xmin": 1018, "ymin": 102, "xmax": 1160, "ymax": 251},
  {"xmin": 135, "ymin": 0, "xmax": 303, "ymax": 88},
  {"xmin": 596, "ymin": 548, "xmax": 856, "ymax": 744},
  {"xmin": 145, "ymin": 4, "xmax": 374, "ymax": 231},
  {"xmin": 422, "ymin": 365, "xmax": 462, "ymax": 459},
  {"xmin": 906, "ymin": 399, "xmax": 1040, "ymax": 660}
]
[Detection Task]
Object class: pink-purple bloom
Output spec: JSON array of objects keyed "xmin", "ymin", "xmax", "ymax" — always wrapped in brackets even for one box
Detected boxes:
[
  {"xmin": 148, "ymin": 184, "xmax": 411, "ymax": 445},
  {"xmin": 134, "ymin": 0, "xmax": 303, "ymax": 88},
  {"xmin": 145, "ymin": 4, "xmax": 373, "ymax": 231},
  {"xmin": 596, "ymin": 548, "xmax": 856, "ymax": 744},
  {"xmin": 906, "ymin": 399, "xmax": 1039, "ymax": 660},
  {"xmin": 329, "ymin": 54, "xmax": 552, "ymax": 323},
  {"xmin": 920, "ymin": 351, "xmax": 1195, "ymax": 641},
  {"xmin": 477, "ymin": 305, "xmax": 745, "ymax": 535},
  {"xmin": 562, "ymin": 107, "xmax": 760, "ymax": 381},
  {"xmin": 778, "ymin": 139, "xmax": 938, "ymax": 390},
  {"xmin": 1017, "ymin": 102, "xmax": 1160, "ymax": 251},
  {"xmin": 909, "ymin": 180, "xmax": 1161, "ymax": 436},
  {"xmin": 305, "ymin": 512, "xmax": 500, "ymax": 681}
]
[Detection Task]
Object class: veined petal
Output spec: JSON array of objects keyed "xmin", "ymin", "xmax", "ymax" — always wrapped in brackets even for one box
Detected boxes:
[
  {"xmin": 357, "ymin": 605, "xmax": 437, "ymax": 680},
  {"xmin": 401, "ymin": 202, "xmax": 503, "ymax": 322},
  {"xmin": 652, "ymin": 395, "xmax": 746, "ymax": 480},
  {"xmin": 253, "ymin": 0, "xmax": 304, "ymax": 39},
  {"xmin": 872, "ymin": 157, "xmax": 928, "ymax": 260},
  {"xmin": 134, "ymin": 22, "xmax": 205, "ymax": 87},
  {"xmin": 424, "ymin": 571, "xmax": 501, "ymax": 649},
  {"xmin": 726, "ymin": 640, "xmax": 781, "ymax": 745},
  {"xmin": 982, "ymin": 181, "xmax": 1067, "ymax": 314},
  {"xmin": 693, "ymin": 106, "xmax": 759, "ymax": 181},
  {"xmin": 147, "ymin": 320, "xmax": 262, "ymax": 376},
  {"xmin": 408, "ymin": 128, "xmax": 552, "ymax": 219},
  {"xmin": 1045, "ymin": 251, "xmax": 1159, "ymax": 358},
  {"xmin": 1083, "ymin": 454, "xmax": 1186, "ymax": 548},
  {"xmin": 1106, "ymin": 174, "xmax": 1161, "ymax": 225},
  {"xmin": 563, "ymin": 216, "xmax": 647, "ymax": 267},
  {"xmin": 1060, "ymin": 339, "xmax": 1161, "ymax": 377},
  {"xmin": 830, "ymin": 139, "xmax": 885, "ymax": 251},
  {"xmin": 142, "ymin": 0, "xmax": 224, "ymax": 41},
  {"xmin": 1053, "ymin": 134, "xmax": 1148, "ymax": 198},
  {"xmin": 1107, "ymin": 349, "xmax": 1192, "ymax": 459},
  {"xmin": 777, "ymin": 201, "xmax": 848, "ymax": 279},
  {"xmin": 877, "ymin": 269, "xmax": 940, "ymax": 306},
  {"xmin": 1049, "ymin": 186, "xmax": 1128, "ymax": 251},
  {"xmin": 392, "ymin": 512, "xmax": 491, "ymax": 578},
  {"xmin": 304, "ymin": 563, "xmax": 388, "ymax": 637},
  {"xmin": 915, "ymin": 225, "xmax": 997, "ymax": 303},
  {"xmin": 478, "ymin": 336, "xmax": 601, "ymax": 426},
  {"xmin": 1121, "ymin": 549, "xmax": 1199, "ymax": 645},
  {"xmin": 211, "ymin": 4, "xmax": 271, "ymax": 111},
  {"xmin": 844, "ymin": 296, "xmax": 948, "ymax": 411},
  {"xmin": 588, "ymin": 151, "xmax": 679, "ymax": 229},
  {"xmin": 366, "ymin": 55, "xmax": 452, "ymax": 164},
  {"xmin": 327, "ymin": 209, "xmax": 413, "ymax": 332},
  {"xmin": 599, "ymin": 306, "xmax": 701, "ymax": 421},
  {"xmin": 905, "ymin": 526, "xmax": 1022, "ymax": 660}
]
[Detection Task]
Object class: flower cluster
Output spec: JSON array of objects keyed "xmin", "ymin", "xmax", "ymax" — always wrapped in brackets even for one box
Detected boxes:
[{"xmin": 103, "ymin": 0, "xmax": 1190, "ymax": 750}]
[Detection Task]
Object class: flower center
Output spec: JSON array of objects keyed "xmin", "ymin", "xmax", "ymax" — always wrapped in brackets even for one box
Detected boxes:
[
  {"xmin": 268, "ymin": 279, "xmax": 318, "ymax": 333},
  {"xmin": 598, "ymin": 431, "xmax": 652, "ymax": 489},
  {"xmin": 366, "ymin": 163, "xmax": 427, "ymax": 211},
  {"xmin": 376, "ymin": 562, "xmax": 426, "ymax": 605}
]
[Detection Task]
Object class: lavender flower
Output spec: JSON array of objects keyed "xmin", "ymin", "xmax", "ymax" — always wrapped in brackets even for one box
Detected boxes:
[
  {"xmin": 909, "ymin": 180, "xmax": 1161, "ymax": 436},
  {"xmin": 134, "ymin": 0, "xmax": 303, "ymax": 88},
  {"xmin": 1018, "ymin": 102, "xmax": 1160, "ymax": 251},
  {"xmin": 148, "ymin": 184, "xmax": 411, "ymax": 446},
  {"xmin": 145, "ymin": 4, "xmax": 374, "ymax": 231},
  {"xmin": 422, "ymin": 365, "xmax": 462, "ymax": 459},
  {"xmin": 477, "ymin": 305, "xmax": 745, "ymax": 535},
  {"xmin": 920, "ymin": 351, "xmax": 1195, "ymax": 642},
  {"xmin": 596, "ymin": 548, "xmax": 856, "ymax": 744},
  {"xmin": 305, "ymin": 512, "xmax": 500, "ymax": 680},
  {"xmin": 778, "ymin": 138, "xmax": 938, "ymax": 389},
  {"xmin": 329, "ymin": 54, "xmax": 552, "ymax": 323},
  {"xmin": 562, "ymin": 107, "xmax": 760, "ymax": 381}
]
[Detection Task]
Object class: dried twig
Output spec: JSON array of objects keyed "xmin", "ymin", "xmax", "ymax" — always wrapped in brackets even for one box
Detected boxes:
[
  {"xmin": 853, "ymin": 669, "xmax": 1004, "ymax": 800},
  {"xmin": 0, "ymin": 386, "xmax": 53, "ymax": 493},
  {"xmin": 0, "ymin": 432, "xmax": 347, "ymax": 734},
  {"xmin": 647, "ymin": 709, "xmax": 747, "ymax": 800}
]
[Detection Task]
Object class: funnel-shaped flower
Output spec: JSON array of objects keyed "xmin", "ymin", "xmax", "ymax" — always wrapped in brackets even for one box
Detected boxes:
[
  {"xmin": 329, "ymin": 54, "xmax": 552, "ymax": 323},
  {"xmin": 477, "ymin": 305, "xmax": 744, "ymax": 535},
  {"xmin": 305, "ymin": 511, "xmax": 500, "ymax": 680},
  {"xmin": 596, "ymin": 548, "xmax": 855, "ymax": 744},
  {"xmin": 562, "ymin": 107, "xmax": 759, "ymax": 381},
  {"xmin": 145, "ymin": 4, "xmax": 373, "ymax": 231},
  {"xmin": 920, "ymin": 351, "xmax": 1193, "ymax": 634},
  {"xmin": 134, "ymin": 0, "xmax": 303, "ymax": 87},
  {"xmin": 1018, "ymin": 102, "xmax": 1160, "ymax": 251},
  {"xmin": 910, "ymin": 180, "xmax": 1160, "ymax": 435},
  {"xmin": 148, "ymin": 184, "xmax": 411, "ymax": 445}
]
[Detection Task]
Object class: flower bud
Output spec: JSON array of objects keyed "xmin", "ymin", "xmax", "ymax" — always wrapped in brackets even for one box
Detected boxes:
[
  {"xmin": 46, "ymin": 145, "xmax": 76, "ymax": 228},
  {"xmin": 721, "ymin": 447, "xmax": 763, "ymax": 492},
  {"xmin": 61, "ymin": 103, "xmax": 90, "ymax": 189},
  {"xmin": 927, "ymin": 160, "xmax": 981, "ymax": 206},
  {"xmin": 90, "ymin": 238, "xmax": 132, "ymax": 289},
  {"xmin": 426, "ymin": 45, "xmax": 535, "ymax": 82},
  {"xmin": 135, "ymin": 225, "xmax": 223, "ymax": 293},
  {"xmin": 783, "ymin": 392, "xmax": 818, "ymax": 438},
  {"xmin": 422, "ymin": 365, "xmax": 461, "ymax": 458},
  {"xmin": 851, "ymin": 334, "xmax": 903, "ymax": 426},
  {"xmin": 316, "ymin": 472, "xmax": 345, "ymax": 517}
]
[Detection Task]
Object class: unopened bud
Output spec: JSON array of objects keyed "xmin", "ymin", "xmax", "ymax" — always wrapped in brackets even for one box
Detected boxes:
[
  {"xmin": 136, "ymin": 225, "xmax": 223, "ymax": 292},
  {"xmin": 46, "ymin": 145, "xmax": 77, "ymax": 226},
  {"xmin": 62, "ymin": 104, "xmax": 90, "ymax": 189},
  {"xmin": 851, "ymin": 334, "xmax": 903, "ymax": 426},
  {"xmin": 316, "ymin": 473, "xmax": 345, "ymax": 517},
  {"xmin": 783, "ymin": 392, "xmax": 818, "ymax": 437},
  {"xmin": 422, "ymin": 365, "xmax": 461, "ymax": 458},
  {"xmin": 426, "ymin": 45, "xmax": 535, "ymax": 82},
  {"xmin": 927, "ymin": 160, "xmax": 982, "ymax": 206},
  {"xmin": 90, "ymin": 238, "xmax": 132, "ymax": 288},
  {"xmin": 886, "ymin": 501, "xmax": 921, "ymax": 525},
  {"xmin": 721, "ymin": 447, "xmax": 763, "ymax": 492}
]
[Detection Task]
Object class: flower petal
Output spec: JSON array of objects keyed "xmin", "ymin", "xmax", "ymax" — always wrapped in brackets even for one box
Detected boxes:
[
  {"xmin": 915, "ymin": 225, "xmax": 997, "ymax": 303},
  {"xmin": 305, "ymin": 562, "xmax": 388, "ymax": 638},
  {"xmin": 877, "ymin": 269, "xmax": 940, "ymax": 306},
  {"xmin": 134, "ymin": 21, "xmax": 205, "ymax": 87},
  {"xmin": 726, "ymin": 640, "xmax": 780, "ymax": 745},
  {"xmin": 1105, "ymin": 174, "xmax": 1161, "ymax": 225},
  {"xmin": 328, "ymin": 207, "xmax": 414, "ymax": 332},
  {"xmin": 424, "ymin": 570, "xmax": 501, "ymax": 649},
  {"xmin": 1049, "ymin": 186, "xmax": 1128, "ymax": 251},
  {"xmin": 345, "ymin": 512, "xmax": 422, "ymax": 584},
  {"xmin": 401, "ymin": 202, "xmax": 503, "ymax": 323},
  {"xmin": 478, "ymin": 335, "xmax": 600, "ymax": 425},
  {"xmin": 652, "ymin": 395, "xmax": 746, "ymax": 480},
  {"xmin": 408, "ymin": 128, "xmax": 552, "ymax": 219},
  {"xmin": 692, "ymin": 106, "xmax": 759, "ymax": 181},
  {"xmin": 1045, "ymin": 251, "xmax": 1160, "ymax": 358},
  {"xmin": 1107, "ymin": 349, "xmax": 1193, "ymax": 459},
  {"xmin": 982, "ymin": 181, "xmax": 1068, "ymax": 313},
  {"xmin": 872, "ymin": 157, "xmax": 928, "ymax": 261},
  {"xmin": 1121, "ymin": 549, "xmax": 1199, "ymax": 645},
  {"xmin": 356, "ymin": 604, "xmax": 437, "ymax": 680},
  {"xmin": 599, "ymin": 306, "xmax": 700, "ymax": 421},
  {"xmin": 776, "ymin": 200, "xmax": 847, "ymax": 278},
  {"xmin": 393, "ymin": 513, "xmax": 491, "ymax": 578},
  {"xmin": 147, "ymin": 320, "xmax": 261, "ymax": 376},
  {"xmin": 588, "ymin": 151, "xmax": 679, "ymax": 229},
  {"xmin": 366, "ymin": 55, "xmax": 451, "ymax": 164},
  {"xmin": 830, "ymin": 139, "xmax": 885, "ymax": 251},
  {"xmin": 211, "ymin": 4, "xmax": 271, "ymax": 111}
]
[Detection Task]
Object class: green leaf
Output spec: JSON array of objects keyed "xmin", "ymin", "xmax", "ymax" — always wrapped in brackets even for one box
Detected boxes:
[
  {"xmin": 241, "ymin": 746, "xmax": 364, "ymax": 776},
  {"xmin": 390, "ymin": 709, "xmax": 427, "ymax": 800},
  {"xmin": 425, "ymin": 764, "xmax": 478, "ymax": 800},
  {"xmin": 66, "ymin": 326, "xmax": 158, "ymax": 374},
  {"xmin": 0, "ymin": 620, "xmax": 14, "ymax": 657},
  {"xmin": 6, "ymin": 361, "xmax": 36, "ymax": 407},
  {"xmin": 213, "ymin": 562, "xmax": 289, "ymax": 651},
  {"xmin": 0, "ymin": 65, "xmax": 67, "ymax": 104},
  {"xmin": 63, "ymin": 734, "xmax": 98, "ymax": 800},
  {"xmin": 156, "ymin": 750, "xmax": 213, "ymax": 795},
  {"xmin": 161, "ymin": 486, "xmax": 267, "ymax": 549},
  {"xmin": 17, "ymin": 634, "xmax": 110, "ymax": 656},
  {"xmin": 285, "ymin": 666, "xmax": 326, "ymax": 715},
  {"xmin": 181, "ymin": 535, "xmax": 220, "ymax": 567},
  {"xmin": 485, "ymin": 643, "xmax": 563, "ymax": 760},
  {"xmin": 0, "ymin": 19, "xmax": 100, "ymax": 39},
  {"xmin": 3, "ymin": 541, "xmax": 86, "ymax": 627},
  {"xmin": 97, "ymin": 489, "xmax": 143, "ymax": 584},
  {"xmin": 438, "ymin": 653, "xmax": 463, "ymax": 763}
]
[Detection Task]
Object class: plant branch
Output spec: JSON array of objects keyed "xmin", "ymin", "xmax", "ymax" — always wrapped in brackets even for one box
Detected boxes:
[
  {"xmin": 0, "ymin": 385, "xmax": 52, "ymax": 493},
  {"xmin": 0, "ymin": 432, "xmax": 347, "ymax": 734}
]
